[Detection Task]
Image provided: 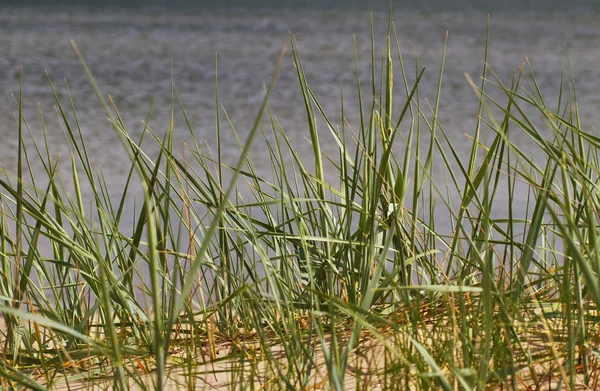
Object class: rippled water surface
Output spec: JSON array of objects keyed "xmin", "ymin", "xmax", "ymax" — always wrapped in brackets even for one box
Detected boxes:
[{"xmin": 1, "ymin": 1, "xmax": 600, "ymax": 221}]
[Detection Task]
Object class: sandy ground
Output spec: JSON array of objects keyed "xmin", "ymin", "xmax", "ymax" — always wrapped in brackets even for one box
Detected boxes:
[
  {"xmin": 1, "ymin": 317, "xmax": 598, "ymax": 390},
  {"xmin": 31, "ymin": 335, "xmax": 392, "ymax": 390},
  {"xmin": 42, "ymin": 339, "xmax": 596, "ymax": 391}
]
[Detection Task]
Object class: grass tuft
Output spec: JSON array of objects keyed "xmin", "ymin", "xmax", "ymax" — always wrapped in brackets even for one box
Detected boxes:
[{"xmin": 1, "ymin": 11, "xmax": 599, "ymax": 391}]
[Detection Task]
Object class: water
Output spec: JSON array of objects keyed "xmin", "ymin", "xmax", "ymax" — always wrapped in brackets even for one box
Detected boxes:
[{"xmin": 1, "ymin": 0, "xmax": 600, "ymax": 226}]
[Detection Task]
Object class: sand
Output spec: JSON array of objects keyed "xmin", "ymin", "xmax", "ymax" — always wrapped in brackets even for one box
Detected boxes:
[{"xmin": 1, "ymin": 316, "xmax": 597, "ymax": 390}]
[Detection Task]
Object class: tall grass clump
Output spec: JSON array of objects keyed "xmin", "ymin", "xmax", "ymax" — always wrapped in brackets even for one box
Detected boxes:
[{"xmin": 1, "ymin": 13, "xmax": 599, "ymax": 391}]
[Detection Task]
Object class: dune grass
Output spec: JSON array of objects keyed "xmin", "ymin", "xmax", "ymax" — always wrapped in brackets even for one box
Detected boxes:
[{"xmin": 1, "ymin": 13, "xmax": 599, "ymax": 391}]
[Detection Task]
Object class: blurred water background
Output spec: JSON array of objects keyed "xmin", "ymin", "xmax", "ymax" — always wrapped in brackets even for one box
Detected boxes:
[{"xmin": 1, "ymin": 0, "xmax": 600, "ymax": 228}]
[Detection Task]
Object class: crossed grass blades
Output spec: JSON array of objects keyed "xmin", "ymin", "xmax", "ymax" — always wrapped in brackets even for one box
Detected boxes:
[{"xmin": 1, "ymin": 13, "xmax": 599, "ymax": 391}]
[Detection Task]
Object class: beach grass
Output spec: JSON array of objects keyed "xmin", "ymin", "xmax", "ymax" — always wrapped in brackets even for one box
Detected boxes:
[{"xmin": 0, "ymin": 13, "xmax": 599, "ymax": 391}]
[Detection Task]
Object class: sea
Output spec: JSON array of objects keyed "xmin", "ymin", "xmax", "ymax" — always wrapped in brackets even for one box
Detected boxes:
[{"xmin": 1, "ymin": 0, "xmax": 600, "ymax": 230}]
